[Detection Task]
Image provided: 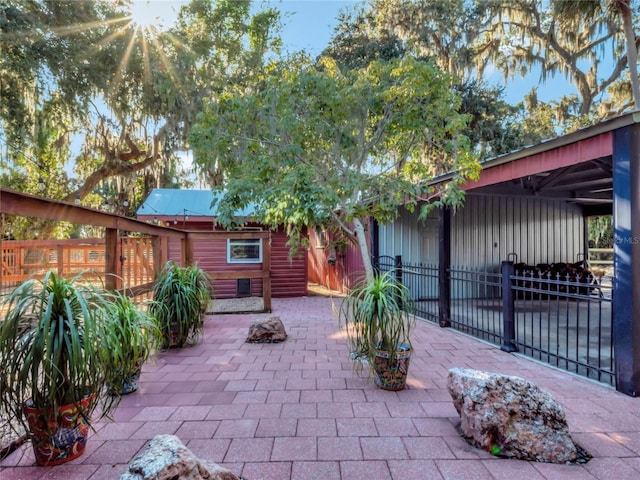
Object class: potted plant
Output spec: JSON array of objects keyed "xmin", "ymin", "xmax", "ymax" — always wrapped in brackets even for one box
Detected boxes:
[
  {"xmin": 339, "ymin": 270, "xmax": 415, "ymax": 391},
  {"xmin": 0, "ymin": 272, "xmax": 125, "ymax": 466},
  {"xmin": 101, "ymin": 289, "xmax": 162, "ymax": 395},
  {"xmin": 150, "ymin": 261, "xmax": 212, "ymax": 348}
]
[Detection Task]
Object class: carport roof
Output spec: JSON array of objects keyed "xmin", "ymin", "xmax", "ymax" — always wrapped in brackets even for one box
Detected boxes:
[
  {"xmin": 437, "ymin": 111, "xmax": 640, "ymax": 215},
  {"xmin": 136, "ymin": 189, "xmax": 255, "ymax": 217}
]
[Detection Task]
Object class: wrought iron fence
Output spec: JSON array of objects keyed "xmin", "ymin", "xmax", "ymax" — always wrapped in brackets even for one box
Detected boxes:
[
  {"xmin": 508, "ymin": 265, "xmax": 614, "ymax": 385},
  {"xmin": 449, "ymin": 267, "xmax": 503, "ymax": 345},
  {"xmin": 375, "ymin": 255, "xmax": 396, "ymax": 274},
  {"xmin": 373, "ymin": 256, "xmax": 615, "ymax": 386},
  {"xmin": 376, "ymin": 255, "xmax": 439, "ymax": 321}
]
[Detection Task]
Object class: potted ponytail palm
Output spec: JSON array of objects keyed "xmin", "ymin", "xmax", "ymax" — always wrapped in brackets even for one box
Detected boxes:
[
  {"xmin": 340, "ymin": 270, "xmax": 415, "ymax": 391},
  {"xmin": 150, "ymin": 261, "xmax": 212, "ymax": 349},
  {"xmin": 0, "ymin": 272, "xmax": 125, "ymax": 466},
  {"xmin": 102, "ymin": 290, "xmax": 162, "ymax": 395}
]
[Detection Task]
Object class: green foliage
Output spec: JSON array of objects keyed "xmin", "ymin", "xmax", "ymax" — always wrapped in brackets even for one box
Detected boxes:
[
  {"xmin": 1, "ymin": 0, "xmax": 282, "ymax": 236},
  {"xmin": 322, "ymin": 4, "xmax": 406, "ymax": 70},
  {"xmin": 361, "ymin": 0, "xmax": 482, "ymax": 80},
  {"xmin": 348, "ymin": 0, "xmax": 636, "ymax": 132},
  {"xmin": 474, "ymin": 0, "xmax": 635, "ymax": 118},
  {"xmin": 324, "ymin": 1, "xmax": 558, "ymax": 152},
  {"xmin": 0, "ymin": 272, "xmax": 123, "ymax": 437},
  {"xmin": 100, "ymin": 289, "xmax": 162, "ymax": 395},
  {"xmin": 150, "ymin": 262, "xmax": 212, "ymax": 348},
  {"xmin": 339, "ymin": 270, "xmax": 415, "ymax": 375},
  {"xmin": 191, "ymin": 55, "xmax": 479, "ymax": 279},
  {"xmin": 588, "ymin": 216, "xmax": 614, "ymax": 249}
]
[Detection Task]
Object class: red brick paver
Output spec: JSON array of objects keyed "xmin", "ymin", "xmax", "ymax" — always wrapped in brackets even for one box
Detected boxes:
[{"xmin": 2, "ymin": 295, "xmax": 640, "ymax": 479}]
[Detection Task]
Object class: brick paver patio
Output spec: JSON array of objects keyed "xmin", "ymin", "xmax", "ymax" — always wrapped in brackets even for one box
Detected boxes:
[{"xmin": 2, "ymin": 294, "xmax": 640, "ymax": 479}]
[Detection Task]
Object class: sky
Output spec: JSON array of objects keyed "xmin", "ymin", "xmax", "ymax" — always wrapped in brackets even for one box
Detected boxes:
[
  {"xmin": 133, "ymin": 0, "xmax": 356, "ymax": 56},
  {"xmin": 267, "ymin": 0, "xmax": 357, "ymax": 55},
  {"xmin": 134, "ymin": 0, "xmax": 574, "ymax": 106}
]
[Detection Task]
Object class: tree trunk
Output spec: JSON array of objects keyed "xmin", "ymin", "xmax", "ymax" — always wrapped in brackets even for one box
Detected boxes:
[
  {"xmin": 353, "ymin": 217, "xmax": 374, "ymax": 284},
  {"xmin": 617, "ymin": 0, "xmax": 640, "ymax": 109}
]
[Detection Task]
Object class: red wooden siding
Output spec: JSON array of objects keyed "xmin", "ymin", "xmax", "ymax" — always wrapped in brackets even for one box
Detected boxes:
[
  {"xmin": 307, "ymin": 229, "xmax": 365, "ymax": 294},
  {"xmin": 270, "ymin": 229, "xmax": 307, "ymax": 298},
  {"xmin": 163, "ymin": 221, "xmax": 307, "ymax": 299}
]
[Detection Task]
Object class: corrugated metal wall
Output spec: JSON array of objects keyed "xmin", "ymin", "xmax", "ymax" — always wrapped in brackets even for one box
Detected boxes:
[
  {"xmin": 378, "ymin": 206, "xmax": 439, "ymax": 265},
  {"xmin": 378, "ymin": 195, "xmax": 585, "ymax": 270}
]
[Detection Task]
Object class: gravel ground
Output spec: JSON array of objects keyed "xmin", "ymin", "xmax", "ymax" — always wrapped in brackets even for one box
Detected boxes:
[{"xmin": 207, "ymin": 296, "xmax": 265, "ymax": 313}]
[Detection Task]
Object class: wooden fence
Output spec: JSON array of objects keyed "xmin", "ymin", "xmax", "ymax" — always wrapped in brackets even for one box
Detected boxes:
[{"xmin": 0, "ymin": 237, "xmax": 155, "ymax": 291}]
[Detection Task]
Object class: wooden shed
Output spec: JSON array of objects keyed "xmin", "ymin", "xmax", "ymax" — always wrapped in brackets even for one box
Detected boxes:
[{"xmin": 136, "ymin": 189, "xmax": 308, "ymax": 299}]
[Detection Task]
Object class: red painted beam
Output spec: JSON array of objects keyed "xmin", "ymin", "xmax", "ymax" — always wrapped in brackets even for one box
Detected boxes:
[{"xmin": 464, "ymin": 132, "xmax": 613, "ymax": 191}]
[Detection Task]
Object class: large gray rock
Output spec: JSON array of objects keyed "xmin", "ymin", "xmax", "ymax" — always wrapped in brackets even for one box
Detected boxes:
[
  {"xmin": 120, "ymin": 435, "xmax": 242, "ymax": 480},
  {"xmin": 447, "ymin": 367, "xmax": 580, "ymax": 463},
  {"xmin": 246, "ymin": 316, "xmax": 287, "ymax": 343}
]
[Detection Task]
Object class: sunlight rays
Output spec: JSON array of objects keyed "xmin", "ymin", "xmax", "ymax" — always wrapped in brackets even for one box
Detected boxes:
[
  {"xmin": 129, "ymin": 1, "xmax": 165, "ymax": 30},
  {"xmin": 109, "ymin": 29, "xmax": 140, "ymax": 101},
  {"xmin": 51, "ymin": 16, "xmax": 130, "ymax": 37},
  {"xmin": 5, "ymin": 1, "xmax": 196, "ymax": 132},
  {"xmin": 44, "ymin": 3, "xmax": 192, "ymax": 110}
]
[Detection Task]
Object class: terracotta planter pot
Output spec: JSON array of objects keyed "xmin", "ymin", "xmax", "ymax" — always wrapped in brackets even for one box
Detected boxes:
[
  {"xmin": 373, "ymin": 343, "xmax": 412, "ymax": 391},
  {"xmin": 23, "ymin": 394, "xmax": 94, "ymax": 466}
]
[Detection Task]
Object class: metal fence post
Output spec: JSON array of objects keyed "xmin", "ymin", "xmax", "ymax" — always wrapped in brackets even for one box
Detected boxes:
[
  {"xmin": 501, "ymin": 261, "xmax": 517, "ymax": 352},
  {"xmin": 395, "ymin": 255, "xmax": 403, "ymax": 308},
  {"xmin": 372, "ymin": 255, "xmax": 380, "ymax": 275},
  {"xmin": 394, "ymin": 255, "xmax": 402, "ymax": 278},
  {"xmin": 438, "ymin": 207, "xmax": 451, "ymax": 327}
]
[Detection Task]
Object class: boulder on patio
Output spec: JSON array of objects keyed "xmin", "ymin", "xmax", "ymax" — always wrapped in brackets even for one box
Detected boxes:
[
  {"xmin": 447, "ymin": 367, "xmax": 583, "ymax": 464},
  {"xmin": 246, "ymin": 316, "xmax": 287, "ymax": 343},
  {"xmin": 120, "ymin": 434, "xmax": 243, "ymax": 480}
]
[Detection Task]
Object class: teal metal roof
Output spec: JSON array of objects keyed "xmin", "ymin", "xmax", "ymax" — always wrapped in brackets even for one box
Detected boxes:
[{"xmin": 136, "ymin": 189, "xmax": 255, "ymax": 217}]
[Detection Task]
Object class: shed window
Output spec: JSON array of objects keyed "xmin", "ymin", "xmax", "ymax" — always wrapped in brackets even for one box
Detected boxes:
[{"xmin": 227, "ymin": 239, "xmax": 262, "ymax": 263}]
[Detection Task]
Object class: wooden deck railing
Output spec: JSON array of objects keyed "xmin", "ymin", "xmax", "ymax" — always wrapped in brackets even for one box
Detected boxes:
[{"xmin": 1, "ymin": 237, "xmax": 155, "ymax": 290}]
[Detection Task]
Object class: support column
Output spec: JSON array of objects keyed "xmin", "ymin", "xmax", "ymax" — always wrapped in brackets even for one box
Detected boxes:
[
  {"xmin": 613, "ymin": 124, "xmax": 640, "ymax": 396},
  {"xmin": 263, "ymin": 234, "xmax": 272, "ymax": 313},
  {"xmin": 105, "ymin": 228, "xmax": 119, "ymax": 291},
  {"xmin": 501, "ymin": 261, "xmax": 517, "ymax": 352},
  {"xmin": 438, "ymin": 207, "xmax": 451, "ymax": 327},
  {"xmin": 182, "ymin": 233, "xmax": 193, "ymax": 266},
  {"xmin": 152, "ymin": 235, "xmax": 166, "ymax": 275},
  {"xmin": 370, "ymin": 218, "xmax": 379, "ymax": 271},
  {"xmin": 582, "ymin": 209, "xmax": 590, "ymax": 264}
]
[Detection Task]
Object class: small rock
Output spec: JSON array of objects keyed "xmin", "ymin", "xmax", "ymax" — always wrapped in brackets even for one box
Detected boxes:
[
  {"xmin": 120, "ymin": 434, "xmax": 242, "ymax": 480},
  {"xmin": 246, "ymin": 316, "xmax": 287, "ymax": 343},
  {"xmin": 447, "ymin": 367, "xmax": 582, "ymax": 464}
]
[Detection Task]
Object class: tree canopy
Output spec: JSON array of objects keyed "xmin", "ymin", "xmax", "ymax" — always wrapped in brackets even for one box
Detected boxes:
[
  {"xmin": 1, "ymin": 0, "xmax": 281, "ymax": 238},
  {"xmin": 2, "ymin": 0, "xmax": 633, "ymax": 242},
  {"xmin": 190, "ymin": 56, "xmax": 480, "ymax": 281},
  {"xmin": 360, "ymin": 0, "xmax": 637, "ymax": 130}
]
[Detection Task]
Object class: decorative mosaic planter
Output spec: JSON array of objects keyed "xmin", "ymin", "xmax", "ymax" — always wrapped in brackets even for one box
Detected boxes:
[
  {"xmin": 23, "ymin": 395, "xmax": 94, "ymax": 466},
  {"xmin": 373, "ymin": 343, "xmax": 412, "ymax": 391}
]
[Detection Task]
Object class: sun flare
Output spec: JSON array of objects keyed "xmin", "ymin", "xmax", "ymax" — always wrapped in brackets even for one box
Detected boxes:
[{"xmin": 129, "ymin": 1, "xmax": 165, "ymax": 30}]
